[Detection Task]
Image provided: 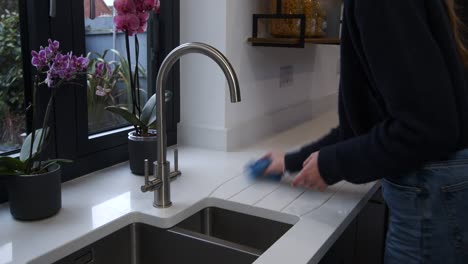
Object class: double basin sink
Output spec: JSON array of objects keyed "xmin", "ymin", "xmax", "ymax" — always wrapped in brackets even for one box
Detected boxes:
[{"xmin": 54, "ymin": 207, "xmax": 294, "ymax": 264}]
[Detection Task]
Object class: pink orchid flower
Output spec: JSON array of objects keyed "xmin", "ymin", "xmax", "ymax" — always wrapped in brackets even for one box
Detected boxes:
[
  {"xmin": 114, "ymin": 13, "xmax": 140, "ymax": 36},
  {"xmin": 114, "ymin": 0, "xmax": 136, "ymax": 15},
  {"xmin": 134, "ymin": 0, "xmax": 157, "ymax": 13},
  {"xmin": 137, "ymin": 12, "xmax": 149, "ymax": 33},
  {"xmin": 154, "ymin": 0, "xmax": 160, "ymax": 14}
]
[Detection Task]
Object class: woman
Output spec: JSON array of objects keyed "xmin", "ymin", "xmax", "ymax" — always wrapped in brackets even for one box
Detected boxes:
[{"xmin": 264, "ymin": 0, "xmax": 468, "ymax": 263}]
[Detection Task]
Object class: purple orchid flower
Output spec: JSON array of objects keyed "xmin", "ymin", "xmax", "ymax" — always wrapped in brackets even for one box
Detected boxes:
[
  {"xmin": 31, "ymin": 39, "xmax": 88, "ymax": 88},
  {"xmin": 95, "ymin": 85, "xmax": 112, "ymax": 97},
  {"xmin": 94, "ymin": 62, "xmax": 105, "ymax": 78},
  {"xmin": 93, "ymin": 61, "xmax": 113, "ymax": 79},
  {"xmin": 31, "ymin": 50, "xmax": 48, "ymax": 70}
]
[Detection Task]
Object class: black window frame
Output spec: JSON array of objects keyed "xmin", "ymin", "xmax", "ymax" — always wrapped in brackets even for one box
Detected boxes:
[
  {"xmin": 0, "ymin": 0, "xmax": 33, "ymax": 203},
  {"xmin": 55, "ymin": 0, "xmax": 180, "ymax": 180},
  {"xmin": 0, "ymin": 0, "xmax": 180, "ymax": 203}
]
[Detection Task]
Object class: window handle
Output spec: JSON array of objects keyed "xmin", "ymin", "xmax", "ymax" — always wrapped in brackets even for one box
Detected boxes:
[
  {"xmin": 49, "ymin": 0, "xmax": 56, "ymax": 17},
  {"xmin": 89, "ymin": 0, "xmax": 96, "ymax": 19}
]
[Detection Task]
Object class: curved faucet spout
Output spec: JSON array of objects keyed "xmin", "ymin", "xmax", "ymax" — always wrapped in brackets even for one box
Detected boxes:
[{"xmin": 153, "ymin": 42, "xmax": 241, "ymax": 208}]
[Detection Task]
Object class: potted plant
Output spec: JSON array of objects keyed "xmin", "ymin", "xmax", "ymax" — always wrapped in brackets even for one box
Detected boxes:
[
  {"xmin": 86, "ymin": 48, "xmax": 143, "ymax": 133},
  {"xmin": 105, "ymin": 0, "xmax": 169, "ymax": 175},
  {"xmin": 0, "ymin": 39, "xmax": 88, "ymax": 220}
]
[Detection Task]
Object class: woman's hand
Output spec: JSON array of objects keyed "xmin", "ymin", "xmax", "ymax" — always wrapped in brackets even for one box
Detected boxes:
[
  {"xmin": 292, "ymin": 151, "xmax": 328, "ymax": 191},
  {"xmin": 263, "ymin": 150, "xmax": 285, "ymax": 176}
]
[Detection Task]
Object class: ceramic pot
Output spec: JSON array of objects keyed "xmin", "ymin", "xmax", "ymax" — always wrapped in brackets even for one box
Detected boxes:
[
  {"xmin": 8, "ymin": 164, "xmax": 62, "ymax": 221},
  {"xmin": 128, "ymin": 130, "xmax": 158, "ymax": 175}
]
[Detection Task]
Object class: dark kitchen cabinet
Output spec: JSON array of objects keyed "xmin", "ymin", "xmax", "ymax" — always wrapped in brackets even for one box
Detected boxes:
[
  {"xmin": 461, "ymin": 0, "xmax": 468, "ymax": 79},
  {"xmin": 353, "ymin": 197, "xmax": 387, "ymax": 263},
  {"xmin": 461, "ymin": 0, "xmax": 467, "ymax": 23},
  {"xmin": 319, "ymin": 188, "xmax": 387, "ymax": 264},
  {"xmin": 318, "ymin": 217, "xmax": 358, "ymax": 264}
]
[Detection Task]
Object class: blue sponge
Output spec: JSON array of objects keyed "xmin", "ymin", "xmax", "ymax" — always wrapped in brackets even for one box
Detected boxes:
[{"xmin": 246, "ymin": 158, "xmax": 283, "ymax": 182}]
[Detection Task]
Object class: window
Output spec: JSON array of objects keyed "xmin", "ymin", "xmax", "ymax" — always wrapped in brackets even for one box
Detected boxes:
[
  {"xmin": 0, "ymin": 0, "xmax": 31, "ymax": 203},
  {"xmin": 57, "ymin": 0, "xmax": 180, "ymax": 180},
  {"xmin": 85, "ymin": 0, "xmax": 142, "ymax": 135},
  {"xmin": 0, "ymin": 0, "xmax": 180, "ymax": 203},
  {"xmin": 0, "ymin": 1, "xmax": 27, "ymax": 155}
]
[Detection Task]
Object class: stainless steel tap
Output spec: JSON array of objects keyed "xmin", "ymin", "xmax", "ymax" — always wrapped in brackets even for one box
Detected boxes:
[{"xmin": 141, "ymin": 42, "xmax": 242, "ymax": 208}]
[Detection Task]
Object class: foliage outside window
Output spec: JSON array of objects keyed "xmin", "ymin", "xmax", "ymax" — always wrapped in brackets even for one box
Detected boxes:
[
  {"xmin": 0, "ymin": 9, "xmax": 25, "ymax": 154},
  {"xmin": 87, "ymin": 49, "xmax": 146, "ymax": 133},
  {"xmin": 84, "ymin": 1, "xmax": 152, "ymax": 134}
]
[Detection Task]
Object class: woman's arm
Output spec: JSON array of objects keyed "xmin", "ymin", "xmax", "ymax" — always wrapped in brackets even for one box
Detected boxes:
[
  {"xmin": 318, "ymin": 0, "xmax": 460, "ymax": 185},
  {"xmin": 284, "ymin": 127, "xmax": 342, "ymax": 172}
]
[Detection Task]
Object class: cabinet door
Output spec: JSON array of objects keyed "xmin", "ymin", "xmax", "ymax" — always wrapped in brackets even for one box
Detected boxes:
[
  {"xmin": 318, "ymin": 188, "xmax": 387, "ymax": 264},
  {"xmin": 461, "ymin": 0, "xmax": 468, "ymax": 24},
  {"xmin": 353, "ymin": 200, "xmax": 387, "ymax": 264},
  {"xmin": 318, "ymin": 218, "xmax": 357, "ymax": 264}
]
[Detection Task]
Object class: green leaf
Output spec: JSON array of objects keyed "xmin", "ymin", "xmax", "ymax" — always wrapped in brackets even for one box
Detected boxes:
[
  {"xmin": 20, "ymin": 128, "xmax": 50, "ymax": 162},
  {"xmin": 140, "ymin": 91, "xmax": 172, "ymax": 127},
  {"xmin": 43, "ymin": 159, "xmax": 73, "ymax": 165},
  {"xmin": 105, "ymin": 106, "xmax": 146, "ymax": 127},
  {"xmin": 39, "ymin": 159, "xmax": 73, "ymax": 172},
  {"xmin": 140, "ymin": 94, "xmax": 156, "ymax": 126},
  {"xmin": 139, "ymin": 88, "xmax": 148, "ymax": 102},
  {"xmin": 0, "ymin": 156, "xmax": 26, "ymax": 176},
  {"xmin": 101, "ymin": 49, "xmax": 110, "ymax": 59},
  {"xmin": 108, "ymin": 49, "xmax": 123, "ymax": 58}
]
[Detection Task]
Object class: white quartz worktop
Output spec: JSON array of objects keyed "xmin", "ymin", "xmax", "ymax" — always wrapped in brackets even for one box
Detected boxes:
[{"xmin": 0, "ymin": 111, "xmax": 380, "ymax": 264}]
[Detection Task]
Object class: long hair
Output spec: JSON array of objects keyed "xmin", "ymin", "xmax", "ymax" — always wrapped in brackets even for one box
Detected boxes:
[{"xmin": 445, "ymin": 0, "xmax": 468, "ymax": 66}]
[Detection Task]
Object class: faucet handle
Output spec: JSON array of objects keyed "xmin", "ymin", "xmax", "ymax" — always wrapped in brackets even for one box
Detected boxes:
[
  {"xmin": 141, "ymin": 159, "xmax": 150, "ymax": 192},
  {"xmin": 170, "ymin": 147, "xmax": 181, "ymax": 178},
  {"xmin": 174, "ymin": 148, "xmax": 178, "ymax": 172},
  {"xmin": 144, "ymin": 159, "xmax": 150, "ymax": 185},
  {"xmin": 141, "ymin": 161, "xmax": 163, "ymax": 192}
]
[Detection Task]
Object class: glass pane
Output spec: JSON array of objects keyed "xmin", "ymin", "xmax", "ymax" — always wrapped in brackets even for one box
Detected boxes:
[
  {"xmin": 0, "ymin": 1, "xmax": 26, "ymax": 154},
  {"xmin": 85, "ymin": 0, "xmax": 149, "ymax": 135}
]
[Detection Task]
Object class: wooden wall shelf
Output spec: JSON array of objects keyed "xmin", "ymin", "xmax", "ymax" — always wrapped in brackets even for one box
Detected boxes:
[{"xmin": 248, "ymin": 37, "xmax": 341, "ymax": 47}]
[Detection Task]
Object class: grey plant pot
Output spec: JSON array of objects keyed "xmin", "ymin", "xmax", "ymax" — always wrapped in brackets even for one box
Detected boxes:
[
  {"xmin": 8, "ymin": 164, "xmax": 62, "ymax": 221},
  {"xmin": 128, "ymin": 130, "xmax": 158, "ymax": 175}
]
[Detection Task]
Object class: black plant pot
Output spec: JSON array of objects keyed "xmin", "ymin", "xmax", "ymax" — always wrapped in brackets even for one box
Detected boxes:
[
  {"xmin": 8, "ymin": 164, "xmax": 62, "ymax": 221},
  {"xmin": 128, "ymin": 130, "xmax": 158, "ymax": 175}
]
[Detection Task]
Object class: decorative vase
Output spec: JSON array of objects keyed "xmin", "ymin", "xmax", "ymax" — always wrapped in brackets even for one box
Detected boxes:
[
  {"xmin": 8, "ymin": 164, "xmax": 62, "ymax": 221},
  {"xmin": 270, "ymin": 0, "xmax": 328, "ymax": 38},
  {"xmin": 128, "ymin": 130, "xmax": 158, "ymax": 175}
]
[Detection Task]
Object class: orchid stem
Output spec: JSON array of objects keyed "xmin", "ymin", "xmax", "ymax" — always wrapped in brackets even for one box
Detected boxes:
[
  {"xmin": 35, "ymin": 86, "xmax": 58, "ymax": 172},
  {"xmin": 26, "ymin": 76, "xmax": 39, "ymax": 174},
  {"xmin": 134, "ymin": 35, "xmax": 141, "ymax": 118},
  {"xmin": 124, "ymin": 33, "xmax": 136, "ymax": 116}
]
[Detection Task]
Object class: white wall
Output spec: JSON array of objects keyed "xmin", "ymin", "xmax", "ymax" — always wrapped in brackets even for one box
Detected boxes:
[
  {"xmin": 179, "ymin": 0, "xmax": 229, "ymax": 149},
  {"xmin": 179, "ymin": 0, "xmax": 340, "ymax": 151}
]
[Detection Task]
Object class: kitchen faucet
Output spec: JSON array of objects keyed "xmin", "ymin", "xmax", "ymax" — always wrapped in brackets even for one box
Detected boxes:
[{"xmin": 140, "ymin": 42, "xmax": 242, "ymax": 208}]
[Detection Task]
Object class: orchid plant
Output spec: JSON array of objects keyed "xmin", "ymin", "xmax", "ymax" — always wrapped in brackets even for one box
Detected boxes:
[
  {"xmin": 105, "ymin": 0, "xmax": 171, "ymax": 137},
  {"xmin": 86, "ymin": 48, "xmax": 147, "ymax": 132},
  {"xmin": 87, "ymin": 49, "xmax": 126, "ymax": 110},
  {"xmin": 0, "ymin": 39, "xmax": 88, "ymax": 176}
]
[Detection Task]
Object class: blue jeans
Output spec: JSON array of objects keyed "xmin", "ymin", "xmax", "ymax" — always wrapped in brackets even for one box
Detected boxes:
[{"xmin": 382, "ymin": 149, "xmax": 468, "ymax": 264}]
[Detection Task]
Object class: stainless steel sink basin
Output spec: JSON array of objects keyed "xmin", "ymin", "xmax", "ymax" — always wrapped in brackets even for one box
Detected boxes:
[
  {"xmin": 54, "ymin": 208, "xmax": 293, "ymax": 264},
  {"xmin": 176, "ymin": 207, "xmax": 293, "ymax": 252}
]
